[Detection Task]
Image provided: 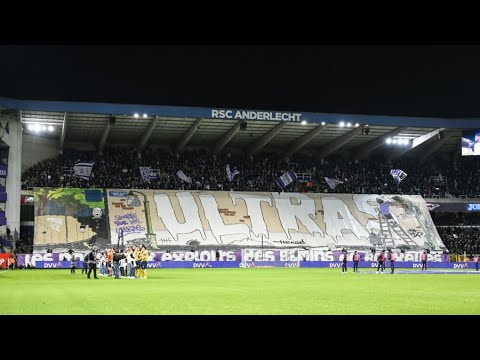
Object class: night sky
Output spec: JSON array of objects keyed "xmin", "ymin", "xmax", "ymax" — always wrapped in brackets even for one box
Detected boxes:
[{"xmin": 1, "ymin": 45, "xmax": 480, "ymax": 118}]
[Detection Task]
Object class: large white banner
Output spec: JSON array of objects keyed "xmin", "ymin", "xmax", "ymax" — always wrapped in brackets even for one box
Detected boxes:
[{"xmin": 106, "ymin": 191, "xmax": 445, "ymax": 251}]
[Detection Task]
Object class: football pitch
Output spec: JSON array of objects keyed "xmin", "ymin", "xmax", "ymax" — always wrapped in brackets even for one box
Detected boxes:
[{"xmin": 1, "ymin": 268, "xmax": 479, "ymax": 315}]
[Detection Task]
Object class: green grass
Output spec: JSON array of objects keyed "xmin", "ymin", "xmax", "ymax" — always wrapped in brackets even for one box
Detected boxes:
[{"xmin": 1, "ymin": 268, "xmax": 479, "ymax": 314}]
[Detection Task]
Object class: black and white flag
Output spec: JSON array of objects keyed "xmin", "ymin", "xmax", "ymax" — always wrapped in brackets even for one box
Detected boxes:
[
  {"xmin": 324, "ymin": 177, "xmax": 343, "ymax": 190},
  {"xmin": 276, "ymin": 170, "xmax": 298, "ymax": 189},
  {"xmin": 226, "ymin": 164, "xmax": 240, "ymax": 182},
  {"xmin": 74, "ymin": 162, "xmax": 94, "ymax": 180},
  {"xmin": 176, "ymin": 170, "xmax": 192, "ymax": 184}
]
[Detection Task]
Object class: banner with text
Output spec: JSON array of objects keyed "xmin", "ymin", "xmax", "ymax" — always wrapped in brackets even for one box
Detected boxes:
[
  {"xmin": 0, "ymin": 253, "xmax": 12, "ymax": 268},
  {"xmin": 427, "ymin": 201, "xmax": 480, "ymax": 213},
  {"xmin": 106, "ymin": 190, "xmax": 445, "ymax": 251},
  {"xmin": 31, "ymin": 260, "xmax": 471, "ymax": 270},
  {"xmin": 0, "ymin": 164, "xmax": 7, "ymax": 178}
]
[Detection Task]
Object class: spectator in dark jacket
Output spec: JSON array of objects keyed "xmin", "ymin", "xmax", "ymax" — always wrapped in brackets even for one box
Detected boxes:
[{"xmin": 87, "ymin": 249, "xmax": 98, "ymax": 279}]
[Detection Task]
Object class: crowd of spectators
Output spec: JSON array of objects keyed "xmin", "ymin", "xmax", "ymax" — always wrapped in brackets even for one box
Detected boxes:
[
  {"xmin": 431, "ymin": 212, "xmax": 480, "ymax": 256},
  {"xmin": 20, "ymin": 148, "xmax": 480, "ymax": 256},
  {"xmin": 20, "ymin": 147, "xmax": 480, "ymax": 197},
  {"xmin": 0, "ymin": 236, "xmax": 11, "ymax": 253},
  {"xmin": 14, "ymin": 232, "xmax": 33, "ymax": 254},
  {"xmin": 436, "ymin": 226, "xmax": 480, "ymax": 255},
  {"xmin": 430, "ymin": 212, "xmax": 480, "ymax": 226}
]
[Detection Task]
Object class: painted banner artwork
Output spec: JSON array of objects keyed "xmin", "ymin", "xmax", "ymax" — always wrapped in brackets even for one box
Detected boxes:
[
  {"xmin": 105, "ymin": 191, "xmax": 445, "ymax": 251},
  {"xmin": 33, "ymin": 189, "xmax": 445, "ymax": 251},
  {"xmin": 33, "ymin": 188, "xmax": 108, "ymax": 248}
]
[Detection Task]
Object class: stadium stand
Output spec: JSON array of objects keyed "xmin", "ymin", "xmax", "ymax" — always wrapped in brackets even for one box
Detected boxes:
[
  {"xmin": 19, "ymin": 148, "xmax": 480, "ymax": 257},
  {"xmin": 20, "ymin": 148, "xmax": 480, "ymax": 198}
]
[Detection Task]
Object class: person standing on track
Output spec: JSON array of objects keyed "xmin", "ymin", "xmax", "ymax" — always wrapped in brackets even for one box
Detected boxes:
[
  {"xmin": 421, "ymin": 250, "xmax": 428, "ymax": 271},
  {"xmin": 341, "ymin": 248, "xmax": 348, "ymax": 273},
  {"xmin": 87, "ymin": 248, "xmax": 99, "ymax": 279},
  {"xmin": 376, "ymin": 250, "xmax": 386, "ymax": 274},
  {"xmin": 70, "ymin": 255, "xmax": 76, "ymax": 275},
  {"xmin": 140, "ymin": 244, "xmax": 149, "ymax": 279},
  {"xmin": 353, "ymin": 251, "xmax": 360, "ymax": 272},
  {"xmin": 82, "ymin": 253, "xmax": 88, "ymax": 275},
  {"xmin": 389, "ymin": 249, "xmax": 396, "ymax": 274}
]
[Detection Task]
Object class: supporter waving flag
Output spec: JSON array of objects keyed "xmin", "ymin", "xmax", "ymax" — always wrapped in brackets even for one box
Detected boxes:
[
  {"xmin": 74, "ymin": 162, "xmax": 94, "ymax": 180},
  {"xmin": 324, "ymin": 177, "xmax": 343, "ymax": 190},
  {"xmin": 176, "ymin": 170, "xmax": 192, "ymax": 184},
  {"xmin": 276, "ymin": 170, "xmax": 298, "ymax": 190},
  {"xmin": 226, "ymin": 164, "xmax": 240, "ymax": 182},
  {"xmin": 390, "ymin": 169, "xmax": 407, "ymax": 185},
  {"xmin": 139, "ymin": 166, "xmax": 152, "ymax": 181}
]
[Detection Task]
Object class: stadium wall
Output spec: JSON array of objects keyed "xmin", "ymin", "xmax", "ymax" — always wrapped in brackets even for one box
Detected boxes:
[
  {"xmin": 19, "ymin": 248, "xmax": 449, "ymax": 268},
  {"xmin": 31, "ymin": 260, "xmax": 469, "ymax": 269}
]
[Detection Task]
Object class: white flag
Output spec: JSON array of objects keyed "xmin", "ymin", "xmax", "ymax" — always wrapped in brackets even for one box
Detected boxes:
[
  {"xmin": 176, "ymin": 170, "xmax": 192, "ymax": 184},
  {"xmin": 390, "ymin": 169, "xmax": 407, "ymax": 185},
  {"xmin": 139, "ymin": 166, "xmax": 152, "ymax": 181},
  {"xmin": 74, "ymin": 162, "xmax": 94, "ymax": 180},
  {"xmin": 226, "ymin": 164, "xmax": 240, "ymax": 182},
  {"xmin": 324, "ymin": 177, "xmax": 343, "ymax": 190}
]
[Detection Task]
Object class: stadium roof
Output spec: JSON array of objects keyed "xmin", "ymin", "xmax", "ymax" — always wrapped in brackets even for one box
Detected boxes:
[{"xmin": 0, "ymin": 96, "xmax": 477, "ymax": 159}]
